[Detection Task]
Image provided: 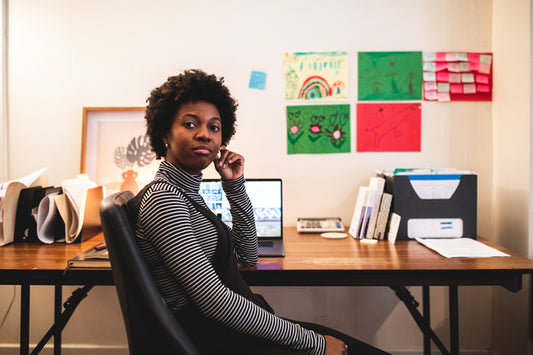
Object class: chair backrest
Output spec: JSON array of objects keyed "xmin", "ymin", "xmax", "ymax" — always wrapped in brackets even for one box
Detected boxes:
[{"xmin": 99, "ymin": 191, "xmax": 199, "ymax": 355}]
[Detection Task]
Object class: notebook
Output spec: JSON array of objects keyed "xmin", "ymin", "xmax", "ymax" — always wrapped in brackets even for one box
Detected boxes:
[{"xmin": 199, "ymin": 178, "xmax": 285, "ymax": 257}]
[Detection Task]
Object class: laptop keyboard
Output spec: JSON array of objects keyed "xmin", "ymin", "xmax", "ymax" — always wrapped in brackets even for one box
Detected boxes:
[{"xmin": 258, "ymin": 241, "xmax": 274, "ymax": 247}]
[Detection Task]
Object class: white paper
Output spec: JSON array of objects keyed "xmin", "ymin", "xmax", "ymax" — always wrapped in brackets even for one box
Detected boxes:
[
  {"xmin": 61, "ymin": 174, "xmax": 97, "ymax": 241},
  {"xmin": 0, "ymin": 168, "xmax": 48, "ymax": 245},
  {"xmin": 0, "ymin": 167, "xmax": 47, "ymax": 221},
  {"xmin": 410, "ymin": 178, "xmax": 460, "ymax": 199},
  {"xmin": 416, "ymin": 238, "xmax": 509, "ymax": 258},
  {"xmin": 35, "ymin": 192, "xmax": 61, "ymax": 244},
  {"xmin": 0, "ymin": 167, "xmax": 47, "ymax": 199}
]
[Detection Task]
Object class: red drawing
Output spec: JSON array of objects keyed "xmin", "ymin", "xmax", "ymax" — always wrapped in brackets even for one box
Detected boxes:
[{"xmin": 357, "ymin": 103, "xmax": 421, "ymax": 152}]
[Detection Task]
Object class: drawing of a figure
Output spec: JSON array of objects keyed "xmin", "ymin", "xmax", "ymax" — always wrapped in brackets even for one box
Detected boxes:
[{"xmin": 357, "ymin": 103, "xmax": 421, "ymax": 152}]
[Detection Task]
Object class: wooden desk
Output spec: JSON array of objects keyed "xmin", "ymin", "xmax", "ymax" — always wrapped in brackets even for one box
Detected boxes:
[
  {"xmin": 242, "ymin": 229, "xmax": 533, "ymax": 292},
  {"xmin": 2, "ymin": 228, "xmax": 533, "ymax": 355}
]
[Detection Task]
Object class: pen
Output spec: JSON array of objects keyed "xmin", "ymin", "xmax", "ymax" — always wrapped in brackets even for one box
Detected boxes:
[{"xmin": 94, "ymin": 242, "xmax": 107, "ymax": 251}]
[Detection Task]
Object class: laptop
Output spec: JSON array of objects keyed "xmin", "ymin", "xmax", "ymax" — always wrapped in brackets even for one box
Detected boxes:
[{"xmin": 199, "ymin": 178, "xmax": 285, "ymax": 257}]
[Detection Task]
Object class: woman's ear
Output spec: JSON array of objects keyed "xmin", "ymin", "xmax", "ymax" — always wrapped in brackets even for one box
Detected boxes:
[
  {"xmin": 161, "ymin": 134, "xmax": 170, "ymax": 152},
  {"xmin": 162, "ymin": 132, "xmax": 169, "ymax": 146}
]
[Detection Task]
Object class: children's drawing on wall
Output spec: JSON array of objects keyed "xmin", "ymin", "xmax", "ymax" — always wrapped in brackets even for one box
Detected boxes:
[
  {"xmin": 358, "ymin": 51, "xmax": 422, "ymax": 101},
  {"xmin": 283, "ymin": 52, "xmax": 348, "ymax": 101},
  {"xmin": 422, "ymin": 52, "xmax": 492, "ymax": 102},
  {"xmin": 287, "ymin": 104, "xmax": 350, "ymax": 154},
  {"xmin": 356, "ymin": 103, "xmax": 421, "ymax": 152}
]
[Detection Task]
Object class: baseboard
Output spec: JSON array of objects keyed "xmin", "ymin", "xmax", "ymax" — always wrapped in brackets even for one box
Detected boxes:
[
  {"xmin": 0, "ymin": 344, "xmax": 129, "ymax": 355},
  {"xmin": 0, "ymin": 344, "xmax": 493, "ymax": 355},
  {"xmin": 383, "ymin": 349, "xmax": 491, "ymax": 355}
]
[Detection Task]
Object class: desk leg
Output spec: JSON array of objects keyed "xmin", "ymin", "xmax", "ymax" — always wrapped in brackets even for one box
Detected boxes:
[
  {"xmin": 21, "ymin": 283, "xmax": 30, "ymax": 355},
  {"xmin": 54, "ymin": 285, "xmax": 62, "ymax": 355},
  {"xmin": 423, "ymin": 286, "xmax": 430, "ymax": 355},
  {"xmin": 449, "ymin": 285, "xmax": 459, "ymax": 355}
]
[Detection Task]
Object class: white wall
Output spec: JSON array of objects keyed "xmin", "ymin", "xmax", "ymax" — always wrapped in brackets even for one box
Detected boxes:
[
  {"xmin": 491, "ymin": 0, "xmax": 531, "ymax": 354},
  {"xmin": 5, "ymin": 0, "xmax": 495, "ymax": 229},
  {"xmin": 0, "ymin": 0, "xmax": 7, "ymax": 182},
  {"xmin": 0, "ymin": 0, "xmax": 530, "ymax": 354}
]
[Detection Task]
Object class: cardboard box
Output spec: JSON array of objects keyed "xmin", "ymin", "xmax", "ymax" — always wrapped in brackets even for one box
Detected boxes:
[{"xmin": 382, "ymin": 173, "xmax": 477, "ymax": 240}]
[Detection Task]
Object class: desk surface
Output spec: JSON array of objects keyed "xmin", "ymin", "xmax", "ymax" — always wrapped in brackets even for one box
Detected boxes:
[{"xmin": 1, "ymin": 228, "xmax": 533, "ymax": 291}]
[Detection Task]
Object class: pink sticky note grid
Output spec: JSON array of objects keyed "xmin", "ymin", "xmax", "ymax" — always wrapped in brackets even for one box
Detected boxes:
[{"xmin": 423, "ymin": 52, "xmax": 492, "ymax": 101}]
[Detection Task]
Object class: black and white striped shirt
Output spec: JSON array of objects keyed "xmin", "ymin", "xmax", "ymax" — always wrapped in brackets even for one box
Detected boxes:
[{"xmin": 135, "ymin": 161, "xmax": 326, "ymax": 354}]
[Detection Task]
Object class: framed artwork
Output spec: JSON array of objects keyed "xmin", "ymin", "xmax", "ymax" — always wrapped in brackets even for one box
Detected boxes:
[{"xmin": 80, "ymin": 107, "xmax": 159, "ymax": 195}]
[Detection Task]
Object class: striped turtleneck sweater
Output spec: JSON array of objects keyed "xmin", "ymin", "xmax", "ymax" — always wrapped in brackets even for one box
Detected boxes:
[{"xmin": 135, "ymin": 161, "xmax": 326, "ymax": 355}]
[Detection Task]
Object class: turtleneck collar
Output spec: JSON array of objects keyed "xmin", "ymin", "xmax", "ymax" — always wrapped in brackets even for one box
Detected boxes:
[{"xmin": 155, "ymin": 160, "xmax": 203, "ymax": 193}]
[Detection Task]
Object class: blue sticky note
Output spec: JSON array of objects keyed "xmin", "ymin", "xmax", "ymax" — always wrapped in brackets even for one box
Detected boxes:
[{"xmin": 249, "ymin": 71, "xmax": 266, "ymax": 90}]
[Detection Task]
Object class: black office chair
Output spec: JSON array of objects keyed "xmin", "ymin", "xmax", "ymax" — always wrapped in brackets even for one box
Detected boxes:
[{"xmin": 99, "ymin": 191, "xmax": 199, "ymax": 355}]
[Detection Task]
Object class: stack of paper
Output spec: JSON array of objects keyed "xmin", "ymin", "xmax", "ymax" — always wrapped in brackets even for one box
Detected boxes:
[
  {"xmin": 0, "ymin": 168, "xmax": 48, "ymax": 246},
  {"xmin": 55, "ymin": 174, "xmax": 103, "ymax": 243},
  {"xmin": 416, "ymin": 238, "xmax": 509, "ymax": 258}
]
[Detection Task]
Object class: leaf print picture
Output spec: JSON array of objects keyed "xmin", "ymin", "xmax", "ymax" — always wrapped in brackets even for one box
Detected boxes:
[
  {"xmin": 114, "ymin": 135, "xmax": 156, "ymax": 193},
  {"xmin": 81, "ymin": 108, "xmax": 160, "ymax": 196}
]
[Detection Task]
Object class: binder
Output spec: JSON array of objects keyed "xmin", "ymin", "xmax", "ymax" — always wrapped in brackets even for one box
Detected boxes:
[
  {"xmin": 14, "ymin": 186, "xmax": 62, "ymax": 242},
  {"xmin": 382, "ymin": 173, "xmax": 477, "ymax": 240}
]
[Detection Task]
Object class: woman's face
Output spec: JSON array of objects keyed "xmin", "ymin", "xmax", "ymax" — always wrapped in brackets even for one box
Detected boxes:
[{"xmin": 164, "ymin": 101, "xmax": 222, "ymax": 175}]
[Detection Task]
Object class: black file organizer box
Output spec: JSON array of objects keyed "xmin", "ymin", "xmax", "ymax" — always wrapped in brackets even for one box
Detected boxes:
[{"xmin": 382, "ymin": 174, "xmax": 477, "ymax": 240}]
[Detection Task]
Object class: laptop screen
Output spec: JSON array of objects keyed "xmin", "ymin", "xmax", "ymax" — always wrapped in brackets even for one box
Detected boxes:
[{"xmin": 199, "ymin": 179, "xmax": 282, "ymax": 239}]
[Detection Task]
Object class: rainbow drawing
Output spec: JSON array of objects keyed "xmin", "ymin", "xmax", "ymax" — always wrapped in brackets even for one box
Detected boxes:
[
  {"xmin": 283, "ymin": 51, "xmax": 348, "ymax": 101},
  {"xmin": 298, "ymin": 76, "xmax": 331, "ymax": 99}
]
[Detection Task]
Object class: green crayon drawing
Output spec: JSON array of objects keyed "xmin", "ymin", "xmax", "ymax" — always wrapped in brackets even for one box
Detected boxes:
[
  {"xmin": 287, "ymin": 104, "xmax": 350, "ymax": 154},
  {"xmin": 358, "ymin": 51, "xmax": 422, "ymax": 101}
]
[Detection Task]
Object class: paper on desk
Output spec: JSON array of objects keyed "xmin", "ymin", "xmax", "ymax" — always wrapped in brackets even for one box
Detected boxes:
[
  {"xmin": 415, "ymin": 238, "xmax": 510, "ymax": 258},
  {"xmin": 35, "ymin": 191, "xmax": 63, "ymax": 244},
  {"xmin": 58, "ymin": 174, "xmax": 102, "ymax": 243},
  {"xmin": 0, "ymin": 168, "xmax": 48, "ymax": 246}
]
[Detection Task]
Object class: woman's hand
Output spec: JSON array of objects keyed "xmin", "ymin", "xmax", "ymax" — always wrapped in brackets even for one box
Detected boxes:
[
  {"xmin": 325, "ymin": 335, "xmax": 348, "ymax": 355},
  {"xmin": 214, "ymin": 147, "xmax": 245, "ymax": 180}
]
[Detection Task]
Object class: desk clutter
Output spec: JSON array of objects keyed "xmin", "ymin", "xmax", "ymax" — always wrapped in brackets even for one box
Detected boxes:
[
  {"xmin": 347, "ymin": 168, "xmax": 508, "ymax": 258},
  {"xmin": 349, "ymin": 168, "xmax": 477, "ymax": 243},
  {"xmin": 67, "ymin": 242, "xmax": 110, "ymax": 268},
  {"xmin": 0, "ymin": 168, "xmax": 103, "ymax": 246},
  {"xmin": 296, "ymin": 217, "xmax": 344, "ymax": 233}
]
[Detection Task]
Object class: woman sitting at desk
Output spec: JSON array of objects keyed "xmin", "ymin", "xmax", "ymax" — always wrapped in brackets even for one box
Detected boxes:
[{"xmin": 132, "ymin": 69, "xmax": 389, "ymax": 355}]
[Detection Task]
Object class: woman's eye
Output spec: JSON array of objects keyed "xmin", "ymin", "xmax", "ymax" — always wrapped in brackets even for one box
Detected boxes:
[
  {"xmin": 184, "ymin": 122, "xmax": 196, "ymax": 128},
  {"xmin": 211, "ymin": 125, "xmax": 221, "ymax": 132}
]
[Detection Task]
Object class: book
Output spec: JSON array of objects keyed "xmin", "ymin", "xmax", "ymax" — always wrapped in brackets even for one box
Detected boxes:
[
  {"xmin": 349, "ymin": 186, "xmax": 369, "ymax": 239},
  {"xmin": 0, "ymin": 168, "xmax": 48, "ymax": 246},
  {"xmin": 67, "ymin": 243, "xmax": 110, "ymax": 268},
  {"xmin": 365, "ymin": 177, "xmax": 385, "ymax": 239},
  {"xmin": 358, "ymin": 188, "xmax": 380, "ymax": 239},
  {"xmin": 373, "ymin": 192, "xmax": 392, "ymax": 240}
]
